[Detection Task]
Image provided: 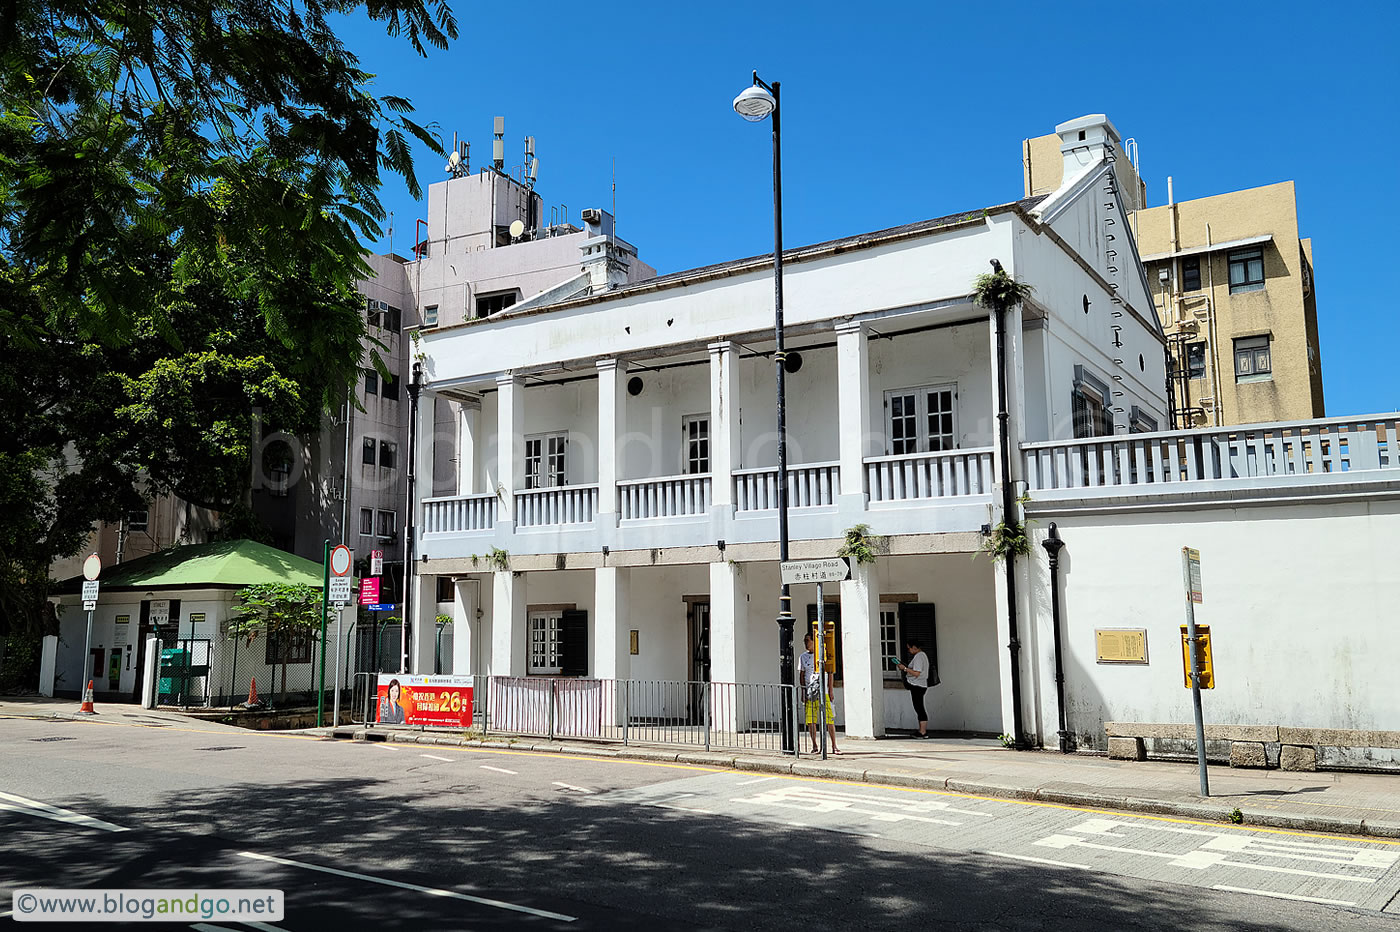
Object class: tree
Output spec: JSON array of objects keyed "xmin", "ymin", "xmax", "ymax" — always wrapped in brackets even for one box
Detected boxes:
[
  {"xmin": 228, "ymin": 582, "xmax": 323, "ymax": 702},
  {"xmin": 0, "ymin": 0, "xmax": 457, "ymax": 637}
]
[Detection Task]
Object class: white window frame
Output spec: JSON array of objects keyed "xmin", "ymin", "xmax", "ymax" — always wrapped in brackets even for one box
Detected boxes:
[
  {"xmin": 879, "ymin": 603, "xmax": 900, "ymax": 681},
  {"xmin": 1234, "ymin": 335, "xmax": 1272, "ymax": 382},
  {"xmin": 528, "ymin": 610, "xmax": 562, "ymax": 675},
  {"xmin": 883, "ymin": 383, "xmax": 958, "ymax": 454},
  {"xmin": 422, "ymin": 304, "xmax": 439, "ymax": 327},
  {"xmin": 375, "ymin": 509, "xmax": 396, "ymax": 540},
  {"xmin": 681, "ymin": 413, "xmax": 711, "ymax": 475},
  {"xmin": 524, "ymin": 432, "xmax": 567, "ymax": 489}
]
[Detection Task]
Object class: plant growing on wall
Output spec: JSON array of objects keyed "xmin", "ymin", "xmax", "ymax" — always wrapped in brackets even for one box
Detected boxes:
[
  {"xmin": 487, "ymin": 547, "xmax": 510, "ymax": 572},
  {"xmin": 972, "ymin": 268, "xmax": 1035, "ymax": 313},
  {"xmin": 977, "ymin": 493, "xmax": 1034, "ymax": 562},
  {"xmin": 434, "ymin": 613, "xmax": 452, "ymax": 626},
  {"xmin": 227, "ymin": 583, "xmax": 322, "ymax": 703},
  {"xmin": 837, "ymin": 524, "xmax": 881, "ymax": 565}
]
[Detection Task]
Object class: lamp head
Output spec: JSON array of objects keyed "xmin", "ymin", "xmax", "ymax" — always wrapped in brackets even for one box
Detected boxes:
[{"xmin": 733, "ymin": 85, "xmax": 776, "ymax": 122}]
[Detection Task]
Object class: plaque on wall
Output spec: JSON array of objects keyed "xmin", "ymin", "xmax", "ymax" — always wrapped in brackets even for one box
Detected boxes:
[{"xmin": 1095, "ymin": 628, "xmax": 1149, "ymax": 664}]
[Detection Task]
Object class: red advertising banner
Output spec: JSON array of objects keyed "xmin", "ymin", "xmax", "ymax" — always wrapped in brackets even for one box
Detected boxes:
[
  {"xmin": 376, "ymin": 674, "xmax": 472, "ymax": 728},
  {"xmin": 358, "ymin": 577, "xmax": 380, "ymax": 605}
]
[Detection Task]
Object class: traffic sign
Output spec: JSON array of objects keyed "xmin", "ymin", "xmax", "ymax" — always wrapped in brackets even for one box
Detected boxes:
[
  {"xmin": 365, "ymin": 603, "xmax": 396, "ymax": 612},
  {"xmin": 81, "ymin": 580, "xmax": 100, "ymax": 603},
  {"xmin": 329, "ymin": 576, "xmax": 353, "ymax": 605},
  {"xmin": 1184, "ymin": 547, "xmax": 1202, "ymax": 603},
  {"xmin": 359, "ymin": 577, "xmax": 380, "ymax": 605},
  {"xmin": 370, "ymin": 549, "xmax": 384, "ymax": 577},
  {"xmin": 330, "ymin": 544, "xmax": 353, "ymax": 577},
  {"xmin": 82, "ymin": 553, "xmax": 102, "ymax": 581},
  {"xmin": 780, "ymin": 558, "xmax": 851, "ymax": 586}
]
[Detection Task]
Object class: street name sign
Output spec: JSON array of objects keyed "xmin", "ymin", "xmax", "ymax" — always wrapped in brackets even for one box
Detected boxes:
[
  {"xmin": 329, "ymin": 576, "xmax": 353, "ymax": 605},
  {"xmin": 780, "ymin": 558, "xmax": 851, "ymax": 586},
  {"xmin": 366, "ymin": 603, "xmax": 396, "ymax": 612}
]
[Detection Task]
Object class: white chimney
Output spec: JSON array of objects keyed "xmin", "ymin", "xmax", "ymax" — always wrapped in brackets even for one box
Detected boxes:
[{"xmin": 1055, "ymin": 114, "xmax": 1121, "ymax": 188}]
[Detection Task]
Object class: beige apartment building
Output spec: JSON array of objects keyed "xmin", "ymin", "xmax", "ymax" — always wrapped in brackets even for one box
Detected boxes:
[{"xmin": 1025, "ymin": 127, "xmax": 1324, "ymax": 427}]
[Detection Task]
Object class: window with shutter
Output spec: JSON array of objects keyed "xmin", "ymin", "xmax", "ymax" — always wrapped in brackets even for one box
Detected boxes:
[
  {"xmin": 805, "ymin": 602, "xmax": 843, "ymax": 683},
  {"xmin": 559, "ymin": 610, "xmax": 589, "ymax": 677},
  {"xmin": 897, "ymin": 602, "xmax": 937, "ymax": 673}
]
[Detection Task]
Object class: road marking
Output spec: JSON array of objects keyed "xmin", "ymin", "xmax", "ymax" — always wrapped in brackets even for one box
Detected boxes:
[
  {"xmin": 480, "ymin": 765, "xmax": 518, "ymax": 775},
  {"xmin": 1212, "ymin": 885, "xmax": 1356, "ymax": 907},
  {"xmin": 237, "ymin": 851, "xmax": 576, "ymax": 922},
  {"xmin": 735, "ymin": 776, "xmax": 777, "ymax": 786},
  {"xmin": 987, "ymin": 851, "xmax": 1090, "ymax": 870},
  {"xmin": 657, "ymin": 804, "xmax": 715, "ymax": 814},
  {"xmin": 553, "ymin": 781, "xmax": 593, "ymax": 793},
  {"xmin": 371, "ymin": 743, "xmax": 399, "ymax": 751},
  {"xmin": 420, "ymin": 754, "xmax": 454, "ymax": 762},
  {"xmin": 0, "ymin": 790, "xmax": 128, "ymax": 833},
  {"xmin": 190, "ymin": 923, "xmax": 287, "ymax": 932}
]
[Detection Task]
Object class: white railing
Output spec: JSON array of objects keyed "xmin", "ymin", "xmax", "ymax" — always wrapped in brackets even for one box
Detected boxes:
[
  {"xmin": 422, "ymin": 493, "xmax": 497, "ymax": 533},
  {"xmin": 618, "ymin": 474, "xmax": 712, "ymax": 520},
  {"xmin": 733, "ymin": 462, "xmax": 840, "ymax": 512},
  {"xmin": 515, "ymin": 484, "xmax": 599, "ymax": 528},
  {"xmin": 865, "ymin": 447, "xmax": 995, "ymax": 502},
  {"xmin": 1023, "ymin": 415, "xmax": 1400, "ymax": 492}
]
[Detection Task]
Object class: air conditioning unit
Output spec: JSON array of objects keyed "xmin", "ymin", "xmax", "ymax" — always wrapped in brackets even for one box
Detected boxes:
[{"xmin": 580, "ymin": 208, "xmax": 602, "ymax": 223}]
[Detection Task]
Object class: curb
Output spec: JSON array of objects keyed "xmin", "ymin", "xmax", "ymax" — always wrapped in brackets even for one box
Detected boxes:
[{"xmin": 320, "ymin": 728, "xmax": 1400, "ymax": 840}]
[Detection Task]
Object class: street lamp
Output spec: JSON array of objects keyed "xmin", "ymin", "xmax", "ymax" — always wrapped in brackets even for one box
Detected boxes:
[{"xmin": 733, "ymin": 71, "xmax": 795, "ymax": 752}]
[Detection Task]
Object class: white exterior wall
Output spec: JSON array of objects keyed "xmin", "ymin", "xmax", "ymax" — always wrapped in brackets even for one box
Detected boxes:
[
  {"xmin": 867, "ymin": 324, "xmax": 994, "ymax": 451},
  {"xmin": 1029, "ymin": 499, "xmax": 1400, "ymax": 747}
]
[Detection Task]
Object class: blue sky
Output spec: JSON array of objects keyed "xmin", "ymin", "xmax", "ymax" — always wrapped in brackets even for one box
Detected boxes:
[{"xmin": 339, "ymin": 0, "xmax": 1399, "ymax": 416}]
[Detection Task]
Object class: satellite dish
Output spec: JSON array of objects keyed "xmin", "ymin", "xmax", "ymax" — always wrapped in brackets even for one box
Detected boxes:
[
  {"xmin": 445, "ymin": 150, "xmax": 461, "ymax": 174},
  {"xmin": 509, "ymin": 219, "xmax": 525, "ymax": 239}
]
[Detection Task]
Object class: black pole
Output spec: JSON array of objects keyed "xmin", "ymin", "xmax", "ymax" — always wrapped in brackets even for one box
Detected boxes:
[
  {"xmin": 1042, "ymin": 523, "xmax": 1072, "ymax": 753},
  {"xmin": 402, "ymin": 360, "xmax": 423, "ymax": 674},
  {"xmin": 758, "ymin": 73, "xmax": 796, "ymax": 754},
  {"xmin": 990, "ymin": 260, "xmax": 1028, "ymax": 748}
]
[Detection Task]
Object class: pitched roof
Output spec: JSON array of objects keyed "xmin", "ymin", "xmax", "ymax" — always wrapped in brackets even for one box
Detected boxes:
[{"xmin": 53, "ymin": 540, "xmax": 325, "ymax": 594}]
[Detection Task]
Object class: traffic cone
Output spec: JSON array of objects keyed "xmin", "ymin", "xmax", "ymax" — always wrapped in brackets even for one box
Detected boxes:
[
  {"xmin": 247, "ymin": 678, "xmax": 258, "ymax": 705},
  {"xmin": 77, "ymin": 680, "xmax": 97, "ymax": 715}
]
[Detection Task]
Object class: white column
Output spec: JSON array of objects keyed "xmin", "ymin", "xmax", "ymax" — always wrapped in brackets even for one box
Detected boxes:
[
  {"xmin": 992, "ymin": 561, "xmax": 1017, "ymax": 738},
  {"xmin": 451, "ymin": 578, "xmax": 477, "ymax": 677},
  {"xmin": 708, "ymin": 561, "xmax": 744, "ymax": 684},
  {"xmin": 496, "ymin": 375, "xmax": 524, "ymax": 523},
  {"xmin": 596, "ymin": 359, "xmax": 624, "ymax": 517},
  {"xmin": 456, "ymin": 399, "xmax": 480, "ymax": 495},
  {"xmin": 839, "ymin": 558, "xmax": 883, "ymax": 738},
  {"xmin": 491, "ymin": 570, "xmax": 526, "ymax": 677},
  {"xmin": 835, "ymin": 322, "xmax": 870, "ymax": 511},
  {"xmin": 593, "ymin": 566, "xmax": 630, "ymax": 681},
  {"xmin": 411, "ymin": 573, "xmax": 436, "ymax": 673},
  {"xmin": 415, "ymin": 392, "xmax": 438, "ymax": 506},
  {"xmin": 708, "ymin": 341, "xmax": 741, "ymax": 507},
  {"xmin": 39, "ymin": 634, "xmax": 57, "ymax": 697}
]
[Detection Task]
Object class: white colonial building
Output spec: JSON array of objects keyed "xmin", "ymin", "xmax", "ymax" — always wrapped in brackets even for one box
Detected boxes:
[{"xmin": 403, "ymin": 114, "xmax": 1170, "ymax": 739}]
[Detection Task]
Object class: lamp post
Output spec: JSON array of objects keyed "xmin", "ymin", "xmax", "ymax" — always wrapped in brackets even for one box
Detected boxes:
[
  {"xmin": 401, "ymin": 360, "xmax": 423, "ymax": 674},
  {"xmin": 1041, "ymin": 523, "xmax": 1072, "ymax": 753},
  {"xmin": 733, "ymin": 72, "xmax": 796, "ymax": 753}
]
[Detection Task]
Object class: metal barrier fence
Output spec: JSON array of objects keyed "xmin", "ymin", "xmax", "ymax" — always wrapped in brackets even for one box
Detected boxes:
[{"xmin": 358, "ymin": 674, "xmax": 800, "ymax": 754}]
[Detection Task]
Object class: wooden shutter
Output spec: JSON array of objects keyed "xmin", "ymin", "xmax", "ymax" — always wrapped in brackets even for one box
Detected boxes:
[
  {"xmin": 1071, "ymin": 389, "xmax": 1089, "ymax": 439},
  {"xmin": 559, "ymin": 610, "xmax": 589, "ymax": 677},
  {"xmin": 805, "ymin": 602, "xmax": 843, "ymax": 682},
  {"xmin": 897, "ymin": 602, "xmax": 937, "ymax": 671}
]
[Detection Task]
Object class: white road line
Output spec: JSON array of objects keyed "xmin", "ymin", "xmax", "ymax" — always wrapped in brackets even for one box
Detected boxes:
[
  {"xmin": 480, "ymin": 765, "xmax": 518, "ymax": 775},
  {"xmin": 370, "ymin": 743, "xmax": 398, "ymax": 751},
  {"xmin": 420, "ymin": 754, "xmax": 454, "ymax": 762},
  {"xmin": 734, "ymin": 776, "xmax": 777, "ymax": 786},
  {"xmin": 237, "ymin": 851, "xmax": 576, "ymax": 922},
  {"xmin": 0, "ymin": 790, "xmax": 128, "ymax": 833},
  {"xmin": 987, "ymin": 851, "xmax": 1091, "ymax": 870},
  {"xmin": 238, "ymin": 921, "xmax": 288, "ymax": 931},
  {"xmin": 657, "ymin": 804, "xmax": 715, "ymax": 815},
  {"xmin": 1212, "ymin": 885, "xmax": 1356, "ymax": 907},
  {"xmin": 552, "ymin": 781, "xmax": 593, "ymax": 793}
]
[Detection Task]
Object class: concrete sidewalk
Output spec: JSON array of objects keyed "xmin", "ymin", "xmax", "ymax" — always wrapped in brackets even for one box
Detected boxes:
[
  {"xmin": 0, "ymin": 695, "xmax": 249, "ymax": 732},
  {"xmin": 327, "ymin": 726, "xmax": 1400, "ymax": 839}
]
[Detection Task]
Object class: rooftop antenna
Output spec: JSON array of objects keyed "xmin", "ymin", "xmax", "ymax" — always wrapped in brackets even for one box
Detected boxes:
[
  {"xmin": 612, "ymin": 157, "xmax": 616, "ymax": 233},
  {"xmin": 492, "ymin": 116, "xmax": 505, "ymax": 171}
]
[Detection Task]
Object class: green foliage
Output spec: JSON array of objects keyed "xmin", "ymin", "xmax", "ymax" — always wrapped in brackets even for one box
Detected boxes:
[
  {"xmin": 1229, "ymin": 808, "xmax": 1244, "ymax": 824},
  {"xmin": 0, "ymin": 0, "xmax": 456, "ymax": 633},
  {"xmin": 973, "ymin": 269, "xmax": 1035, "ymax": 312},
  {"xmin": 836, "ymin": 524, "xmax": 881, "ymax": 565},
  {"xmin": 229, "ymin": 582, "xmax": 323, "ymax": 700},
  {"xmin": 999, "ymin": 733, "xmax": 1016, "ymax": 748},
  {"xmin": 486, "ymin": 548, "xmax": 510, "ymax": 572},
  {"xmin": 978, "ymin": 520, "xmax": 1032, "ymax": 562},
  {"xmin": 434, "ymin": 614, "xmax": 452, "ymax": 626}
]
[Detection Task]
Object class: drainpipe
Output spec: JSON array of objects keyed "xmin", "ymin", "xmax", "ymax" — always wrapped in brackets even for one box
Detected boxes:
[
  {"xmin": 1041, "ymin": 523, "xmax": 1072, "ymax": 753},
  {"xmin": 989, "ymin": 259, "xmax": 1027, "ymax": 749}
]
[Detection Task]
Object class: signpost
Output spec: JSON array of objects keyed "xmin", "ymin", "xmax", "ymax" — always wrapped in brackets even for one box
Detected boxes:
[
  {"xmin": 1181, "ymin": 547, "xmax": 1210, "ymax": 796},
  {"xmin": 78, "ymin": 553, "xmax": 101, "ymax": 714},
  {"xmin": 371, "ymin": 549, "xmax": 384, "ymax": 578},
  {"xmin": 320, "ymin": 543, "xmax": 352, "ymax": 727},
  {"xmin": 779, "ymin": 558, "xmax": 849, "ymax": 759}
]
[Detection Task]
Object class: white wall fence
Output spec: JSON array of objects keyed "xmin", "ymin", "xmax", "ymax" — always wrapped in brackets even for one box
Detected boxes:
[
  {"xmin": 1023, "ymin": 415, "xmax": 1400, "ymax": 494},
  {"xmin": 515, "ymin": 485, "xmax": 598, "ymax": 528},
  {"xmin": 866, "ymin": 448, "xmax": 995, "ymax": 503},
  {"xmin": 734, "ymin": 463, "xmax": 840, "ymax": 512},
  {"xmin": 619, "ymin": 474, "xmax": 711, "ymax": 520}
]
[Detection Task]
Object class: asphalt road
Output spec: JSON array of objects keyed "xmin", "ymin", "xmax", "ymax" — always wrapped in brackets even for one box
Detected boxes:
[{"xmin": 2, "ymin": 714, "xmax": 1399, "ymax": 930}]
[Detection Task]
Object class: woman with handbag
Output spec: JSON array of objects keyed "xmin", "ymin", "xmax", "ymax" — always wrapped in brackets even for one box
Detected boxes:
[{"xmin": 895, "ymin": 640, "xmax": 932, "ymax": 738}]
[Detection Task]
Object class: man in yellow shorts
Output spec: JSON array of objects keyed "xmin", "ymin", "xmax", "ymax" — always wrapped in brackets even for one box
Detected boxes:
[{"xmin": 799, "ymin": 632, "xmax": 839, "ymax": 754}]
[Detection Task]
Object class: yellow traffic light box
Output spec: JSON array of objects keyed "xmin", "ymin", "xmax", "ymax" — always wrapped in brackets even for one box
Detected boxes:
[
  {"xmin": 810, "ymin": 620, "xmax": 837, "ymax": 673},
  {"xmin": 1179, "ymin": 624, "xmax": 1214, "ymax": 689}
]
